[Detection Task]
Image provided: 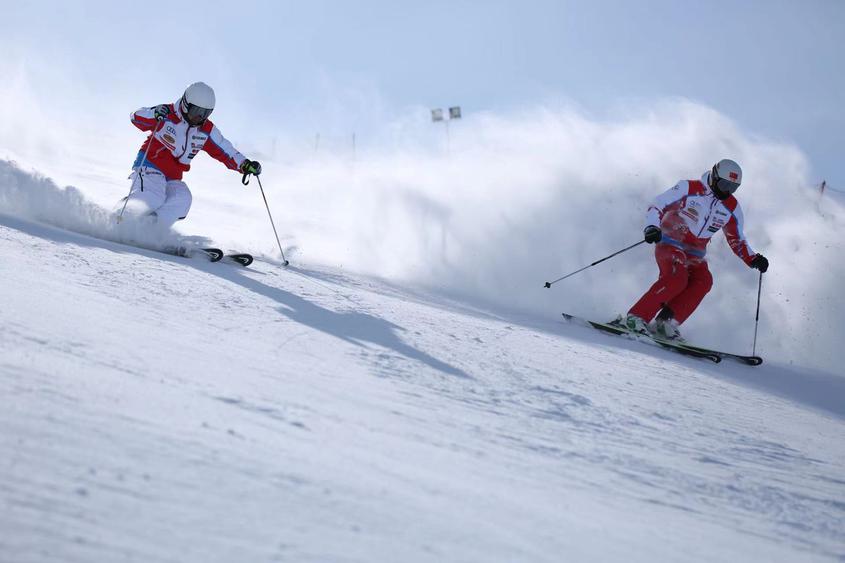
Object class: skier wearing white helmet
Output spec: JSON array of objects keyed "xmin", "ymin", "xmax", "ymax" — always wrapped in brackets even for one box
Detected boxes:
[
  {"xmin": 623, "ymin": 159, "xmax": 769, "ymax": 341},
  {"xmin": 124, "ymin": 82, "xmax": 262, "ymax": 225}
]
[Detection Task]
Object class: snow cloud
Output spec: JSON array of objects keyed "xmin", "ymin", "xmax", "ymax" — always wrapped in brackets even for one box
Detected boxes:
[
  {"xmin": 1, "ymin": 97, "xmax": 842, "ymax": 372},
  {"xmin": 257, "ymin": 100, "xmax": 844, "ymax": 371}
]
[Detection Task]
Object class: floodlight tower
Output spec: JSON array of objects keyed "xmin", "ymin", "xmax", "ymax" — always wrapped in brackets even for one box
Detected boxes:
[{"xmin": 431, "ymin": 106, "xmax": 462, "ymax": 154}]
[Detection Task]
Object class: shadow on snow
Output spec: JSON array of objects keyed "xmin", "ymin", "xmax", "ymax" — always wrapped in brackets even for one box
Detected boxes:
[
  {"xmin": 210, "ymin": 268, "xmax": 472, "ymax": 379},
  {"xmin": 0, "ymin": 213, "xmax": 470, "ymax": 380}
]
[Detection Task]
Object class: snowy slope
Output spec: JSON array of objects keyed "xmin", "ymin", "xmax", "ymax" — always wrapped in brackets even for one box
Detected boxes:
[{"xmin": 2, "ymin": 207, "xmax": 845, "ymax": 560}]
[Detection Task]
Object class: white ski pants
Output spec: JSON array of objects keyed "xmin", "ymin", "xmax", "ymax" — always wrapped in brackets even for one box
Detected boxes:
[{"xmin": 125, "ymin": 167, "xmax": 192, "ymax": 225}]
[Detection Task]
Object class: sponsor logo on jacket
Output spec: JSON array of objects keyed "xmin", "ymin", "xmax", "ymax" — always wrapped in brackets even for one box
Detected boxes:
[{"xmin": 681, "ymin": 203, "xmax": 699, "ymax": 221}]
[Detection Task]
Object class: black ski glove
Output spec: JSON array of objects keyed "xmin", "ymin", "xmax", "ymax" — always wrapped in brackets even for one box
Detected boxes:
[
  {"xmin": 750, "ymin": 254, "xmax": 769, "ymax": 273},
  {"xmin": 240, "ymin": 159, "xmax": 262, "ymax": 176},
  {"xmin": 644, "ymin": 225, "xmax": 662, "ymax": 244},
  {"xmin": 153, "ymin": 104, "xmax": 171, "ymax": 120}
]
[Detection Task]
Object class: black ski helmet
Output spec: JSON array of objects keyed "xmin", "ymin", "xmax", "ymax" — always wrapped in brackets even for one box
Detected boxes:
[
  {"xmin": 180, "ymin": 82, "xmax": 215, "ymax": 126},
  {"xmin": 709, "ymin": 158, "xmax": 742, "ymax": 200}
]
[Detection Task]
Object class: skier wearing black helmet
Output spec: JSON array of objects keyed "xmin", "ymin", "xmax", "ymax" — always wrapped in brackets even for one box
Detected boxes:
[
  {"xmin": 123, "ymin": 81, "xmax": 262, "ymax": 225},
  {"xmin": 623, "ymin": 159, "xmax": 769, "ymax": 341}
]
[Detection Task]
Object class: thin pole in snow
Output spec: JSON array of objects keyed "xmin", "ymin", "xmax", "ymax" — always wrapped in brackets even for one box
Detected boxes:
[{"xmin": 752, "ymin": 272, "xmax": 763, "ymax": 356}]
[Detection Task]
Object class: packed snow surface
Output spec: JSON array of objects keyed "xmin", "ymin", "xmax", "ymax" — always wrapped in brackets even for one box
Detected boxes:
[{"xmin": 1, "ymin": 161, "xmax": 844, "ymax": 562}]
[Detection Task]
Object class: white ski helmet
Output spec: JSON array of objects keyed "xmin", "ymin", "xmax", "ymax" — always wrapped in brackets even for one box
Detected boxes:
[
  {"xmin": 180, "ymin": 82, "xmax": 216, "ymax": 126},
  {"xmin": 709, "ymin": 158, "xmax": 742, "ymax": 199}
]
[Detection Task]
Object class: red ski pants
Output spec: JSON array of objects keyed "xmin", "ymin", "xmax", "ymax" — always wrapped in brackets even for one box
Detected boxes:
[{"xmin": 628, "ymin": 244, "xmax": 713, "ymax": 325}]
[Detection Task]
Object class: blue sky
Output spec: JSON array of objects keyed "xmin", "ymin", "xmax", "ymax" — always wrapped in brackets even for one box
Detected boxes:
[{"xmin": 2, "ymin": 0, "xmax": 842, "ymax": 186}]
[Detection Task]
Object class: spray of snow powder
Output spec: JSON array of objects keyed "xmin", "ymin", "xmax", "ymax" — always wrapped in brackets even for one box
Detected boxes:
[{"xmin": 1, "ymin": 97, "xmax": 843, "ymax": 373}]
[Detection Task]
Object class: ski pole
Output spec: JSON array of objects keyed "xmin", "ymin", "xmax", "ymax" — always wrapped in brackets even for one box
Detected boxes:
[
  {"xmin": 544, "ymin": 240, "xmax": 646, "ymax": 288},
  {"xmin": 243, "ymin": 172, "xmax": 289, "ymax": 266},
  {"xmin": 117, "ymin": 116, "xmax": 164, "ymax": 223},
  {"xmin": 752, "ymin": 271, "xmax": 763, "ymax": 356}
]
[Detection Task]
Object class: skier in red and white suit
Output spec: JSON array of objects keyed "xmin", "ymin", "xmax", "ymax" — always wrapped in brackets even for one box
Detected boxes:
[
  {"xmin": 125, "ymin": 82, "xmax": 262, "ymax": 225},
  {"xmin": 624, "ymin": 159, "xmax": 769, "ymax": 340}
]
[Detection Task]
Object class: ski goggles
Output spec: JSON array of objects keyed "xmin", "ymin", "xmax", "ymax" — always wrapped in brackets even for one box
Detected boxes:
[
  {"xmin": 185, "ymin": 104, "xmax": 213, "ymax": 124},
  {"xmin": 181, "ymin": 100, "xmax": 213, "ymax": 125},
  {"xmin": 713, "ymin": 176, "xmax": 740, "ymax": 194}
]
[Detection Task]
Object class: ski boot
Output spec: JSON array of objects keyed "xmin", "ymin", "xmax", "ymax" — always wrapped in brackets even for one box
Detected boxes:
[
  {"xmin": 654, "ymin": 307, "xmax": 684, "ymax": 341},
  {"xmin": 623, "ymin": 314, "xmax": 649, "ymax": 334}
]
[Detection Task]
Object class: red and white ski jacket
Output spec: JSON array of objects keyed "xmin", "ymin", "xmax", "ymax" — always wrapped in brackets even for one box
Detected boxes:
[
  {"xmin": 645, "ymin": 173, "xmax": 757, "ymax": 264},
  {"xmin": 131, "ymin": 102, "xmax": 246, "ymax": 180}
]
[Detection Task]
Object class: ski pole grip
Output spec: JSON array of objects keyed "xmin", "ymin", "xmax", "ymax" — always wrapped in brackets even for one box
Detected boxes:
[{"xmin": 242, "ymin": 172, "xmax": 251, "ymax": 185}]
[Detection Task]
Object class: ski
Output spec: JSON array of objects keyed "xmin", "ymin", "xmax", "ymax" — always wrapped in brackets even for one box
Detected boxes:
[
  {"xmin": 562, "ymin": 313, "xmax": 763, "ymax": 366},
  {"xmin": 160, "ymin": 245, "xmax": 223, "ymax": 262},
  {"xmin": 223, "ymin": 253, "xmax": 253, "ymax": 267},
  {"xmin": 194, "ymin": 249, "xmax": 254, "ymax": 267},
  {"xmin": 561, "ymin": 313, "xmax": 721, "ymax": 363},
  {"xmin": 199, "ymin": 247, "xmax": 224, "ymax": 262},
  {"xmin": 162, "ymin": 246, "xmax": 224, "ymax": 262},
  {"xmin": 193, "ymin": 249, "xmax": 254, "ymax": 267},
  {"xmin": 113, "ymin": 235, "xmax": 254, "ymax": 267},
  {"xmin": 664, "ymin": 340, "xmax": 763, "ymax": 366},
  {"xmin": 161, "ymin": 246, "xmax": 254, "ymax": 267}
]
